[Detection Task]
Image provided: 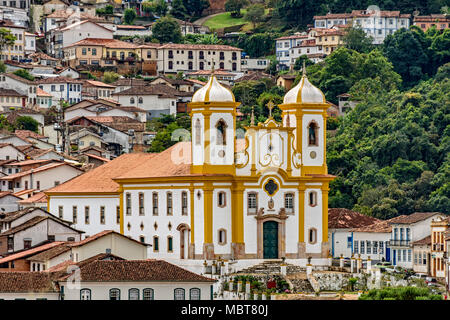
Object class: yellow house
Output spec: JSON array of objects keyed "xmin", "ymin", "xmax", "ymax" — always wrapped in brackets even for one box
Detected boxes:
[
  {"xmin": 315, "ymin": 29, "xmax": 345, "ymax": 55},
  {"xmin": 63, "ymin": 38, "xmax": 159, "ymax": 75}
]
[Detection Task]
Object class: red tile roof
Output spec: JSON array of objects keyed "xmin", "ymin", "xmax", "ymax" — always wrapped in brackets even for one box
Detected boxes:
[
  {"xmin": 388, "ymin": 212, "xmax": 444, "ymax": 225},
  {"xmin": 0, "ymin": 242, "xmax": 65, "ymax": 264},
  {"xmin": 0, "ymin": 272, "xmax": 59, "ymax": 293},
  {"xmin": 412, "ymin": 235, "xmax": 431, "ymax": 246},
  {"xmin": 328, "ymin": 208, "xmax": 380, "ymax": 229},
  {"xmin": 58, "ymin": 259, "xmax": 216, "ymax": 283}
]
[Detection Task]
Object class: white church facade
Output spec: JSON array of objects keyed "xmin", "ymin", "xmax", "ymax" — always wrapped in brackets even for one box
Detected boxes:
[{"xmin": 46, "ymin": 71, "xmax": 335, "ymax": 268}]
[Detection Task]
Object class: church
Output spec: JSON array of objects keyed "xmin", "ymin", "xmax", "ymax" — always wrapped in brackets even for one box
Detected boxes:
[{"xmin": 47, "ymin": 70, "xmax": 335, "ymax": 267}]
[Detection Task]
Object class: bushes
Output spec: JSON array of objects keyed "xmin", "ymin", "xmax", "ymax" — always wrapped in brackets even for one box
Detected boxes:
[{"xmin": 359, "ymin": 286, "xmax": 442, "ymax": 300}]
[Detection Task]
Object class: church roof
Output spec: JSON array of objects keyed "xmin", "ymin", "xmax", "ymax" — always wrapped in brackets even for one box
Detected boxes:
[
  {"xmin": 283, "ymin": 74, "xmax": 326, "ymax": 104},
  {"xmin": 191, "ymin": 75, "xmax": 235, "ymax": 103}
]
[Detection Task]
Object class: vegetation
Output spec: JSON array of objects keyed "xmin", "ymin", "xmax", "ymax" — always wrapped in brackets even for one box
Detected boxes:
[
  {"xmin": 151, "ymin": 16, "xmax": 183, "ymax": 43},
  {"xmin": 170, "ymin": 0, "xmax": 188, "ymax": 20},
  {"xmin": 14, "ymin": 116, "xmax": 39, "ymax": 133},
  {"xmin": 0, "ymin": 28, "xmax": 16, "ymax": 53},
  {"xmin": 147, "ymin": 114, "xmax": 191, "ymax": 152},
  {"xmin": 244, "ymin": 4, "xmax": 266, "ymax": 29},
  {"xmin": 102, "ymin": 71, "xmax": 120, "ymax": 84},
  {"xmin": 343, "ymin": 26, "xmax": 374, "ymax": 53},
  {"xmin": 13, "ymin": 69, "xmax": 35, "ymax": 81},
  {"xmin": 96, "ymin": 5, "xmax": 113, "ymax": 16},
  {"xmin": 327, "ymin": 62, "xmax": 450, "ymax": 217},
  {"xmin": 123, "ymin": 8, "xmax": 137, "ymax": 25},
  {"xmin": 359, "ymin": 287, "xmax": 442, "ymax": 300},
  {"xmin": 225, "ymin": 0, "xmax": 248, "ymax": 18}
]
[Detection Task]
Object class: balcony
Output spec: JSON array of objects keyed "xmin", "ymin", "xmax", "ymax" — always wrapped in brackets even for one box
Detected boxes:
[
  {"xmin": 388, "ymin": 239, "xmax": 411, "ymax": 247},
  {"xmin": 432, "ymin": 244, "xmax": 445, "ymax": 251}
]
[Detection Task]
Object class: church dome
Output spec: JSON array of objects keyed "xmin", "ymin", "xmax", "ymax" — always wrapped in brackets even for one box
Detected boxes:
[
  {"xmin": 283, "ymin": 74, "xmax": 326, "ymax": 105},
  {"xmin": 191, "ymin": 75, "xmax": 235, "ymax": 103}
]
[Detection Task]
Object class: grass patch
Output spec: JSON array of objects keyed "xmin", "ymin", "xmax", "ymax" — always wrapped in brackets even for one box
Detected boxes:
[{"xmin": 203, "ymin": 9, "xmax": 269, "ymax": 30}]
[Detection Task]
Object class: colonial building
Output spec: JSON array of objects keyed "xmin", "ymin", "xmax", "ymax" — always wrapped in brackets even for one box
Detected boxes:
[
  {"xmin": 430, "ymin": 216, "xmax": 449, "ymax": 279},
  {"xmin": 47, "ymin": 70, "xmax": 335, "ymax": 271},
  {"xmin": 156, "ymin": 44, "xmax": 242, "ymax": 75},
  {"xmin": 413, "ymin": 14, "xmax": 450, "ymax": 32},
  {"xmin": 313, "ymin": 9, "xmax": 411, "ymax": 44}
]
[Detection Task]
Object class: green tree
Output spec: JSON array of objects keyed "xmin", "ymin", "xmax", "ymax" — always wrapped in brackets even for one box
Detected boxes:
[
  {"xmin": 123, "ymin": 8, "xmax": 137, "ymax": 25},
  {"xmin": 0, "ymin": 28, "xmax": 16, "ymax": 54},
  {"xmin": 151, "ymin": 16, "xmax": 183, "ymax": 43},
  {"xmin": 225, "ymin": 0, "xmax": 248, "ymax": 18},
  {"xmin": 275, "ymin": 0, "xmax": 327, "ymax": 29},
  {"xmin": 343, "ymin": 25, "xmax": 374, "ymax": 53},
  {"xmin": 102, "ymin": 71, "xmax": 120, "ymax": 84},
  {"xmin": 15, "ymin": 116, "xmax": 39, "ymax": 132},
  {"xmin": 170, "ymin": 0, "xmax": 188, "ymax": 20},
  {"xmin": 383, "ymin": 28, "xmax": 429, "ymax": 88},
  {"xmin": 13, "ymin": 69, "xmax": 34, "ymax": 81},
  {"xmin": 244, "ymin": 4, "xmax": 265, "ymax": 29},
  {"xmin": 293, "ymin": 55, "xmax": 314, "ymax": 71},
  {"xmin": 183, "ymin": 0, "xmax": 210, "ymax": 19}
]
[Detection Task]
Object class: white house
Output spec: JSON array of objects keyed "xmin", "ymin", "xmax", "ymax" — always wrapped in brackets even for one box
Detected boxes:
[
  {"xmin": 388, "ymin": 212, "xmax": 445, "ymax": 269},
  {"xmin": 328, "ymin": 208, "xmax": 380, "ymax": 259},
  {"xmin": 313, "ymin": 9, "xmax": 411, "ymax": 45},
  {"xmin": 0, "ymin": 162, "xmax": 84, "ymax": 193},
  {"xmin": 0, "ymin": 143, "xmax": 26, "ymax": 161},
  {"xmin": 412, "ymin": 235, "xmax": 431, "ymax": 275},
  {"xmin": 0, "ymin": 73, "xmax": 38, "ymax": 107},
  {"xmin": 47, "ymin": 20, "xmax": 114, "ymax": 58},
  {"xmin": 111, "ymin": 84, "xmax": 191, "ymax": 120},
  {"xmin": 37, "ymin": 76, "xmax": 83, "ymax": 106},
  {"xmin": 0, "ymin": 215, "xmax": 82, "ymax": 255},
  {"xmin": 351, "ymin": 219, "xmax": 392, "ymax": 262},
  {"xmin": 24, "ymin": 32, "xmax": 36, "ymax": 55}
]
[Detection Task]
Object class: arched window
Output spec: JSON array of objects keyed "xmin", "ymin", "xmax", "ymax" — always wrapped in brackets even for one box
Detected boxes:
[
  {"xmin": 218, "ymin": 229, "xmax": 227, "ymax": 245},
  {"xmin": 190, "ymin": 288, "xmax": 201, "ymax": 300},
  {"xmin": 199, "ymin": 61, "xmax": 204, "ymax": 70},
  {"xmin": 216, "ymin": 119, "xmax": 227, "ymax": 145},
  {"xmin": 307, "ymin": 121, "xmax": 319, "ymax": 146},
  {"xmin": 308, "ymin": 191, "xmax": 317, "ymax": 207},
  {"xmin": 174, "ymin": 288, "xmax": 185, "ymax": 300},
  {"xmin": 130, "ymin": 97, "xmax": 135, "ymax": 104},
  {"xmin": 195, "ymin": 119, "xmax": 201, "ymax": 146},
  {"xmin": 218, "ymin": 191, "xmax": 226, "ymax": 208},
  {"xmin": 109, "ymin": 288, "xmax": 120, "ymax": 300},
  {"xmin": 128, "ymin": 288, "xmax": 139, "ymax": 300},
  {"xmin": 80, "ymin": 288, "xmax": 91, "ymax": 300},
  {"xmin": 138, "ymin": 97, "xmax": 143, "ymax": 104},
  {"xmin": 143, "ymin": 288, "xmax": 154, "ymax": 300},
  {"xmin": 308, "ymin": 228, "xmax": 317, "ymax": 244}
]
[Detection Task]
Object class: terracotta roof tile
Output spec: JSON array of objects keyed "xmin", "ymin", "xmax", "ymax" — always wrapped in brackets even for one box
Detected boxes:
[
  {"xmin": 26, "ymin": 243, "xmax": 70, "ymax": 262},
  {"xmin": 388, "ymin": 212, "xmax": 444, "ymax": 225},
  {"xmin": 328, "ymin": 208, "xmax": 380, "ymax": 229},
  {"xmin": 17, "ymin": 192, "xmax": 48, "ymax": 204},
  {"xmin": 0, "ymin": 241, "xmax": 65, "ymax": 264},
  {"xmin": 0, "ymin": 272, "xmax": 59, "ymax": 293},
  {"xmin": 351, "ymin": 218, "xmax": 395, "ymax": 233},
  {"xmin": 0, "ymin": 162, "xmax": 70, "ymax": 181},
  {"xmin": 159, "ymin": 43, "xmax": 241, "ymax": 51},
  {"xmin": 59, "ymin": 259, "xmax": 216, "ymax": 283},
  {"xmin": 412, "ymin": 235, "xmax": 431, "ymax": 246},
  {"xmin": 45, "ymin": 153, "xmax": 157, "ymax": 194}
]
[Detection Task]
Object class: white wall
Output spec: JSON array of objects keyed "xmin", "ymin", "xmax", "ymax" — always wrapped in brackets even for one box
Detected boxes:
[{"xmin": 61, "ymin": 281, "xmax": 212, "ymax": 300}]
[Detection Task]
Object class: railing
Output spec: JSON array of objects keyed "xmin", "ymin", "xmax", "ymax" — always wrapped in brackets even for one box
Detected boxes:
[
  {"xmin": 432, "ymin": 244, "xmax": 445, "ymax": 251},
  {"xmin": 388, "ymin": 239, "xmax": 410, "ymax": 246}
]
